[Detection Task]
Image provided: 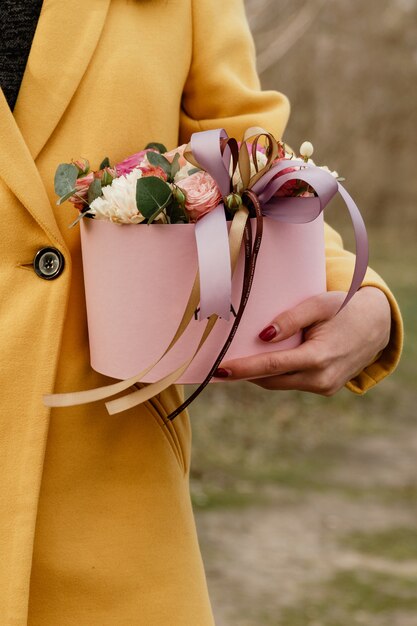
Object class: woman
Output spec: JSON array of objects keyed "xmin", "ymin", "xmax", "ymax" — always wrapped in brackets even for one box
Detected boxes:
[{"xmin": 0, "ymin": 0, "xmax": 402, "ymax": 624}]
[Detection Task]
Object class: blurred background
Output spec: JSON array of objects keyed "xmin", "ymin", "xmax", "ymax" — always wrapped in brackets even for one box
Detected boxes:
[{"xmin": 189, "ymin": 1, "xmax": 417, "ymax": 624}]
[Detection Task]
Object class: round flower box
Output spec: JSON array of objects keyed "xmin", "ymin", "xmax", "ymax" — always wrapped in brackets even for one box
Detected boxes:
[{"xmin": 80, "ymin": 213, "xmax": 326, "ymax": 384}]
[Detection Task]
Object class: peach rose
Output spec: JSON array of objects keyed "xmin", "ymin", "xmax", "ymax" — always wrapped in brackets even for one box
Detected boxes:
[
  {"xmin": 163, "ymin": 143, "xmax": 188, "ymax": 168},
  {"xmin": 176, "ymin": 171, "xmax": 222, "ymax": 222}
]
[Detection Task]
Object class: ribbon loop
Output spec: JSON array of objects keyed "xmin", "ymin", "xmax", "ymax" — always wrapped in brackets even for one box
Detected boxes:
[
  {"xmin": 194, "ymin": 203, "xmax": 231, "ymax": 320},
  {"xmin": 189, "ymin": 129, "xmax": 231, "ymax": 196},
  {"xmin": 184, "ymin": 129, "xmax": 368, "ymax": 319}
]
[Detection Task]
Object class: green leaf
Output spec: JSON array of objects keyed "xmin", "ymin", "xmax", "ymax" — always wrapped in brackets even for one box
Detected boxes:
[
  {"xmin": 144, "ymin": 142, "xmax": 167, "ymax": 153},
  {"xmin": 187, "ymin": 167, "xmax": 200, "ymax": 175},
  {"xmin": 166, "ymin": 196, "xmax": 189, "ymax": 224},
  {"xmin": 146, "ymin": 151, "xmax": 172, "ymax": 176},
  {"xmin": 99, "ymin": 157, "xmax": 110, "ymax": 169},
  {"xmin": 169, "ymin": 152, "xmax": 181, "ymax": 181},
  {"xmin": 146, "ymin": 205, "xmax": 168, "ymax": 225},
  {"xmin": 87, "ymin": 178, "xmax": 102, "ymax": 204},
  {"xmin": 54, "ymin": 163, "xmax": 78, "ymax": 197},
  {"xmin": 67, "ymin": 209, "xmax": 94, "ymax": 230},
  {"xmin": 56, "ymin": 188, "xmax": 77, "ymax": 205},
  {"xmin": 136, "ymin": 176, "xmax": 172, "ymax": 220}
]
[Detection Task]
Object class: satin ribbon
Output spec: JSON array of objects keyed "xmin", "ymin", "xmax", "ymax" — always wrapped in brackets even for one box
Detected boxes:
[
  {"xmin": 43, "ymin": 205, "xmax": 249, "ymax": 412},
  {"xmin": 186, "ymin": 127, "xmax": 368, "ymax": 318},
  {"xmin": 190, "ymin": 129, "xmax": 234, "ymax": 320},
  {"xmin": 44, "ymin": 126, "xmax": 368, "ymax": 417}
]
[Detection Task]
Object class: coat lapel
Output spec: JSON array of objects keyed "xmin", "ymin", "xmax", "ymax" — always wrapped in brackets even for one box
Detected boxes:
[
  {"xmin": 0, "ymin": 0, "xmax": 111, "ymax": 245},
  {"xmin": 0, "ymin": 91, "xmax": 66, "ymax": 247}
]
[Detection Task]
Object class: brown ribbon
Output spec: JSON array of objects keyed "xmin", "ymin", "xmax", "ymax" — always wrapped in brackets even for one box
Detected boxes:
[
  {"xmin": 162, "ymin": 188, "xmax": 264, "ymax": 422},
  {"xmin": 44, "ymin": 128, "xmax": 279, "ymax": 419}
]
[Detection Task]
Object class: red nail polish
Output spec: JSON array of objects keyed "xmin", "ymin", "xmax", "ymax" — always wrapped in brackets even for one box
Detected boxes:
[
  {"xmin": 259, "ymin": 325, "xmax": 277, "ymax": 342},
  {"xmin": 214, "ymin": 367, "xmax": 231, "ymax": 378}
]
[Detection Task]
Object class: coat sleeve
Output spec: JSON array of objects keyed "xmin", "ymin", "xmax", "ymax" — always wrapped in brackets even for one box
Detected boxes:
[
  {"xmin": 179, "ymin": 0, "xmax": 403, "ymax": 393},
  {"xmin": 324, "ymin": 223, "xmax": 403, "ymax": 393},
  {"xmin": 179, "ymin": 0, "xmax": 291, "ymax": 142}
]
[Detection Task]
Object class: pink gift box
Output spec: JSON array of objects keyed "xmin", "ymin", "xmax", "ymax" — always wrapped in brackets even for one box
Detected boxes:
[{"xmin": 79, "ymin": 214, "xmax": 326, "ymax": 384}]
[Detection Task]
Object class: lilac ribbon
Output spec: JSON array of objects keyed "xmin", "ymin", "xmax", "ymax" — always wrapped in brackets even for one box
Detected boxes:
[
  {"xmin": 190, "ymin": 130, "xmax": 369, "ymax": 318},
  {"xmin": 194, "ymin": 204, "xmax": 231, "ymax": 320},
  {"xmin": 191, "ymin": 129, "xmax": 233, "ymax": 320}
]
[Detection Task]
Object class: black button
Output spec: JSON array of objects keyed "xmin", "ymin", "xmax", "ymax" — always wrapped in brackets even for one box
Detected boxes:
[{"xmin": 33, "ymin": 247, "xmax": 65, "ymax": 280}]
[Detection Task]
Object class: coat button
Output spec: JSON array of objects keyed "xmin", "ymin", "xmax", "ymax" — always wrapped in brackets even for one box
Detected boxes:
[{"xmin": 33, "ymin": 247, "xmax": 65, "ymax": 280}]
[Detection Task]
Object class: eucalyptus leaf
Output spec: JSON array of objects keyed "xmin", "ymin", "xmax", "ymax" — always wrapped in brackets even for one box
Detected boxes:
[
  {"xmin": 68, "ymin": 210, "xmax": 94, "ymax": 229},
  {"xmin": 87, "ymin": 178, "xmax": 102, "ymax": 204},
  {"xmin": 170, "ymin": 152, "xmax": 181, "ymax": 181},
  {"xmin": 146, "ymin": 205, "xmax": 168, "ymax": 225},
  {"xmin": 99, "ymin": 157, "xmax": 110, "ymax": 169},
  {"xmin": 136, "ymin": 176, "xmax": 172, "ymax": 219},
  {"xmin": 146, "ymin": 151, "xmax": 172, "ymax": 176},
  {"xmin": 56, "ymin": 188, "xmax": 77, "ymax": 205},
  {"xmin": 145, "ymin": 142, "xmax": 167, "ymax": 153},
  {"xmin": 54, "ymin": 163, "xmax": 78, "ymax": 197}
]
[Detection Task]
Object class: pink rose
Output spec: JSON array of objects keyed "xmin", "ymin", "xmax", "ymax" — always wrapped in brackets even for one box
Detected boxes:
[
  {"xmin": 176, "ymin": 171, "xmax": 222, "ymax": 222},
  {"xmin": 274, "ymin": 179, "xmax": 299, "ymax": 197},
  {"xmin": 272, "ymin": 166, "xmax": 313, "ymax": 198},
  {"xmin": 163, "ymin": 144, "xmax": 188, "ymax": 168},
  {"xmin": 272, "ymin": 165, "xmax": 299, "ymax": 197},
  {"xmin": 115, "ymin": 149, "xmax": 157, "ymax": 176}
]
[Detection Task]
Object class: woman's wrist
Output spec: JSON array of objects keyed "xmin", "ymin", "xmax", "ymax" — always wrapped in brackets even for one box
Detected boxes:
[{"xmin": 357, "ymin": 285, "xmax": 392, "ymax": 354}]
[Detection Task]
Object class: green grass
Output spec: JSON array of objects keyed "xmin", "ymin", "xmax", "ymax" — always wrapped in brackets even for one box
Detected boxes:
[
  {"xmin": 191, "ymin": 449, "xmax": 417, "ymax": 511},
  {"xmin": 191, "ymin": 487, "xmax": 261, "ymax": 510},
  {"xmin": 189, "ymin": 229, "xmax": 417, "ymax": 510},
  {"xmin": 277, "ymin": 569, "xmax": 417, "ymax": 626},
  {"xmin": 341, "ymin": 527, "xmax": 417, "ymax": 562}
]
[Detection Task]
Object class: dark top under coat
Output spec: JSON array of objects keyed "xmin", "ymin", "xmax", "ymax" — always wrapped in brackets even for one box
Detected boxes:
[{"xmin": 0, "ymin": 0, "xmax": 44, "ymax": 111}]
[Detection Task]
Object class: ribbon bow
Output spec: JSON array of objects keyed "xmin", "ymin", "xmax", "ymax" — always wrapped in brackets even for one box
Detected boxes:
[{"xmin": 185, "ymin": 126, "xmax": 368, "ymax": 320}]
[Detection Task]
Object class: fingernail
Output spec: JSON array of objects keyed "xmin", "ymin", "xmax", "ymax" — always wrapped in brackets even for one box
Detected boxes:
[
  {"xmin": 259, "ymin": 324, "xmax": 279, "ymax": 342},
  {"xmin": 213, "ymin": 367, "xmax": 232, "ymax": 378}
]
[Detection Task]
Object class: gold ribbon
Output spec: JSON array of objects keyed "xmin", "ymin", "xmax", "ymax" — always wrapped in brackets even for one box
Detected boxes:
[
  {"xmin": 44, "ymin": 126, "xmax": 281, "ymax": 416},
  {"xmin": 43, "ymin": 205, "xmax": 249, "ymax": 413}
]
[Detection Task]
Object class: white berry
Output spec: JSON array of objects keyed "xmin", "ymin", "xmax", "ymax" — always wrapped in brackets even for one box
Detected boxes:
[{"xmin": 300, "ymin": 141, "xmax": 314, "ymax": 158}]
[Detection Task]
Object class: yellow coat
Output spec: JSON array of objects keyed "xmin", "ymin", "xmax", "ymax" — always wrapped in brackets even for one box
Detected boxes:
[{"xmin": 0, "ymin": 0, "xmax": 403, "ymax": 624}]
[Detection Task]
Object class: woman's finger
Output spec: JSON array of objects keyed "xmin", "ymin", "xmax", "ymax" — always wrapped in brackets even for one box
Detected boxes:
[
  {"xmin": 250, "ymin": 369, "xmax": 343, "ymax": 396},
  {"xmin": 258, "ymin": 291, "xmax": 346, "ymax": 343},
  {"xmin": 250, "ymin": 372, "xmax": 313, "ymax": 392},
  {"xmin": 214, "ymin": 341, "xmax": 320, "ymax": 380}
]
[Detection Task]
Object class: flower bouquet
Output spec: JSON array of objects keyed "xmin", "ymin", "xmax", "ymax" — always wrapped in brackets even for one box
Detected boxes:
[{"xmin": 44, "ymin": 127, "xmax": 368, "ymax": 418}]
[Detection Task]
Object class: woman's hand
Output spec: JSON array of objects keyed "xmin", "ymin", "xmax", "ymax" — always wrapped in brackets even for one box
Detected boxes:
[{"xmin": 214, "ymin": 287, "xmax": 392, "ymax": 395}]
